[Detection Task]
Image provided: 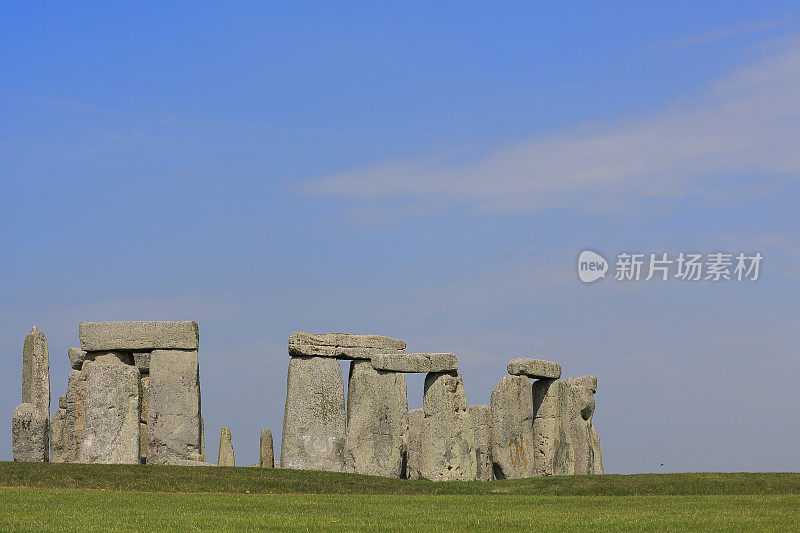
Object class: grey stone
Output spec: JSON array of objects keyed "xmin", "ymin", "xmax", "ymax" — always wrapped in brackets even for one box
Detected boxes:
[
  {"xmin": 133, "ymin": 352, "xmax": 151, "ymax": 373},
  {"xmin": 218, "ymin": 427, "xmax": 235, "ymax": 466},
  {"xmin": 22, "ymin": 326, "xmax": 50, "ymax": 413},
  {"xmin": 79, "ymin": 358, "xmax": 140, "ymax": 464},
  {"xmin": 89, "ymin": 351, "xmax": 135, "ymax": 365},
  {"xmin": 288, "ymin": 331, "xmax": 406, "ymax": 360},
  {"xmin": 469, "ymin": 404, "xmax": 493, "ymax": 481},
  {"xmin": 371, "ymin": 353, "xmax": 457, "ymax": 373},
  {"xmin": 68, "ymin": 347, "xmax": 87, "ymax": 370},
  {"xmin": 565, "ymin": 376, "xmax": 595, "ymax": 475},
  {"xmin": 260, "ymin": 429, "xmax": 274, "ymax": 468},
  {"xmin": 50, "ymin": 408, "xmax": 68, "ymax": 463},
  {"xmin": 344, "ymin": 360, "xmax": 408, "ymax": 477},
  {"xmin": 507, "ymin": 358, "xmax": 561, "ymax": 379},
  {"xmin": 419, "ymin": 371, "xmax": 477, "ymax": 481},
  {"xmin": 532, "ymin": 379, "xmax": 574, "ymax": 476},
  {"xmin": 64, "ymin": 369, "xmax": 87, "ymax": 462},
  {"xmin": 280, "ymin": 356, "xmax": 346, "ymax": 472},
  {"xmin": 405, "ymin": 408, "xmax": 423, "ymax": 480},
  {"xmin": 147, "ymin": 350, "xmax": 203, "ymax": 465},
  {"xmin": 490, "ymin": 375, "xmax": 534, "ymax": 479},
  {"xmin": 12, "ymin": 403, "xmax": 48, "ymax": 462},
  {"xmin": 140, "ymin": 376, "xmax": 149, "ymax": 423},
  {"xmin": 590, "ymin": 426, "xmax": 604, "ymax": 474},
  {"xmin": 79, "ymin": 321, "xmax": 199, "ymax": 351},
  {"xmin": 58, "ymin": 395, "xmax": 67, "ymax": 410}
]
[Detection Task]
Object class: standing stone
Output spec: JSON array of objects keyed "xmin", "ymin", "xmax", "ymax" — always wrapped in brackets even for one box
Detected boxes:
[
  {"xmin": 344, "ymin": 360, "xmax": 408, "ymax": 477},
  {"xmin": 50, "ymin": 408, "xmax": 68, "ymax": 463},
  {"xmin": 79, "ymin": 358, "xmax": 140, "ymax": 464},
  {"xmin": 281, "ymin": 356, "xmax": 346, "ymax": 472},
  {"xmin": 259, "ymin": 429, "xmax": 274, "ymax": 468},
  {"xmin": 590, "ymin": 426, "xmax": 604, "ymax": 474},
  {"xmin": 68, "ymin": 347, "xmax": 87, "ymax": 370},
  {"xmin": 565, "ymin": 376, "xmax": 594, "ymax": 475},
  {"xmin": 532, "ymin": 379, "xmax": 574, "ymax": 476},
  {"xmin": 147, "ymin": 350, "xmax": 203, "ymax": 464},
  {"xmin": 12, "ymin": 404, "xmax": 49, "ymax": 462},
  {"xmin": 490, "ymin": 375, "xmax": 534, "ymax": 479},
  {"xmin": 140, "ymin": 376, "xmax": 149, "ymax": 423},
  {"xmin": 405, "ymin": 408, "xmax": 423, "ymax": 480},
  {"xmin": 218, "ymin": 427, "xmax": 235, "ymax": 466},
  {"xmin": 419, "ymin": 371, "xmax": 477, "ymax": 481},
  {"xmin": 64, "ymin": 368, "xmax": 87, "ymax": 462},
  {"xmin": 288, "ymin": 331, "xmax": 406, "ymax": 360},
  {"xmin": 469, "ymin": 404, "xmax": 493, "ymax": 481},
  {"xmin": 12, "ymin": 327, "xmax": 50, "ymax": 462}
]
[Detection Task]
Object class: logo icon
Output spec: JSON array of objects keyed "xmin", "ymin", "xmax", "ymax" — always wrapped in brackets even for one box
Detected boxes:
[{"xmin": 578, "ymin": 250, "xmax": 608, "ymax": 283}]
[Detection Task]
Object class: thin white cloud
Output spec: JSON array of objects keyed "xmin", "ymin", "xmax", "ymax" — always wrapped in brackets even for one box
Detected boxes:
[
  {"xmin": 661, "ymin": 20, "xmax": 782, "ymax": 50},
  {"xmin": 301, "ymin": 37, "xmax": 800, "ymax": 215}
]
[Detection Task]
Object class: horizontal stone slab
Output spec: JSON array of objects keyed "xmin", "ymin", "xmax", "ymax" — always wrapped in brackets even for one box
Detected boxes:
[
  {"xmin": 507, "ymin": 358, "xmax": 562, "ymax": 379},
  {"xmin": 79, "ymin": 322, "xmax": 199, "ymax": 351},
  {"xmin": 288, "ymin": 332, "xmax": 405, "ymax": 360},
  {"xmin": 371, "ymin": 353, "xmax": 457, "ymax": 373}
]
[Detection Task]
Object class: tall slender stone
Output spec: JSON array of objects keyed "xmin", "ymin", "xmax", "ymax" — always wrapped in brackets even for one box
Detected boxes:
[
  {"xmin": 344, "ymin": 360, "xmax": 408, "ymax": 477},
  {"xmin": 405, "ymin": 408, "xmax": 423, "ymax": 480},
  {"xmin": 532, "ymin": 379, "xmax": 574, "ymax": 476},
  {"xmin": 218, "ymin": 427, "xmax": 235, "ymax": 466},
  {"xmin": 79, "ymin": 358, "xmax": 140, "ymax": 464},
  {"xmin": 147, "ymin": 350, "xmax": 203, "ymax": 464},
  {"xmin": 490, "ymin": 375, "xmax": 534, "ymax": 479},
  {"xmin": 259, "ymin": 429, "xmax": 274, "ymax": 468},
  {"xmin": 64, "ymin": 368, "xmax": 87, "ymax": 462},
  {"xmin": 12, "ymin": 327, "xmax": 50, "ymax": 462},
  {"xmin": 50, "ymin": 408, "xmax": 68, "ymax": 463},
  {"xmin": 564, "ymin": 375, "xmax": 603, "ymax": 474},
  {"xmin": 419, "ymin": 371, "xmax": 477, "ymax": 481},
  {"xmin": 280, "ymin": 356, "xmax": 346, "ymax": 472},
  {"xmin": 469, "ymin": 404, "xmax": 494, "ymax": 481}
]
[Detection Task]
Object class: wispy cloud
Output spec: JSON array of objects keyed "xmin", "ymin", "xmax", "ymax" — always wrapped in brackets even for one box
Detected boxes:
[
  {"xmin": 660, "ymin": 20, "xmax": 782, "ymax": 50},
  {"xmin": 301, "ymin": 37, "xmax": 800, "ymax": 215}
]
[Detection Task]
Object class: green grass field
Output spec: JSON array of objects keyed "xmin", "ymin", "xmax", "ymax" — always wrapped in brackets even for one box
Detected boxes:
[{"xmin": 1, "ymin": 463, "xmax": 798, "ymax": 531}]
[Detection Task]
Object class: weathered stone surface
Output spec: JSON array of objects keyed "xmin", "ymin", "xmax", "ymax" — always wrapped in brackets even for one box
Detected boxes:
[
  {"xmin": 280, "ymin": 356, "xmax": 346, "ymax": 472},
  {"xmin": 65, "ymin": 369, "xmax": 87, "ymax": 462},
  {"xmin": 405, "ymin": 408, "xmax": 423, "ymax": 480},
  {"xmin": 79, "ymin": 321, "xmax": 199, "ymax": 351},
  {"xmin": 68, "ymin": 347, "xmax": 87, "ymax": 370},
  {"xmin": 590, "ymin": 426, "xmax": 604, "ymax": 474},
  {"xmin": 489, "ymin": 375, "xmax": 534, "ymax": 479},
  {"xmin": 58, "ymin": 395, "xmax": 67, "ymax": 409},
  {"xmin": 567, "ymin": 375, "xmax": 597, "ymax": 393},
  {"xmin": 218, "ymin": 427, "xmax": 235, "ymax": 466},
  {"xmin": 344, "ymin": 360, "xmax": 408, "ymax": 477},
  {"xmin": 469, "ymin": 404, "xmax": 493, "ymax": 482},
  {"xmin": 140, "ymin": 423, "xmax": 147, "ymax": 463},
  {"xmin": 260, "ymin": 429, "xmax": 274, "ymax": 468},
  {"xmin": 133, "ymin": 352, "xmax": 151, "ymax": 374},
  {"xmin": 371, "ymin": 353, "xmax": 457, "ymax": 373},
  {"xmin": 419, "ymin": 371, "xmax": 477, "ymax": 481},
  {"xmin": 79, "ymin": 359, "xmax": 140, "ymax": 464},
  {"xmin": 147, "ymin": 350, "xmax": 203, "ymax": 465},
  {"xmin": 288, "ymin": 331, "xmax": 406, "ymax": 360},
  {"xmin": 140, "ymin": 376, "xmax": 149, "ymax": 422},
  {"xmin": 532, "ymin": 379, "xmax": 574, "ymax": 476},
  {"xmin": 507, "ymin": 358, "xmax": 561, "ymax": 379},
  {"xmin": 22, "ymin": 326, "xmax": 50, "ymax": 413},
  {"xmin": 565, "ymin": 376, "xmax": 595, "ymax": 475},
  {"xmin": 90, "ymin": 351, "xmax": 135, "ymax": 365},
  {"xmin": 50, "ymin": 408, "xmax": 68, "ymax": 463},
  {"xmin": 12, "ymin": 403, "xmax": 48, "ymax": 462}
]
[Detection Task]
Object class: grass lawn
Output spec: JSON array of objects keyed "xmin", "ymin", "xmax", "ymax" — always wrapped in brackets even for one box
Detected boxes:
[{"xmin": 1, "ymin": 463, "xmax": 798, "ymax": 531}]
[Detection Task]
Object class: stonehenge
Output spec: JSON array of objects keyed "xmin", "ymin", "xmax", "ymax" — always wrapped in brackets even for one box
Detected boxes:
[{"xmin": 11, "ymin": 323, "xmax": 604, "ymax": 480}]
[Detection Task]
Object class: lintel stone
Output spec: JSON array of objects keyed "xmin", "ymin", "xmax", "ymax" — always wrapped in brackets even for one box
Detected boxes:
[
  {"xmin": 507, "ymin": 358, "xmax": 561, "ymax": 379},
  {"xmin": 371, "ymin": 353, "xmax": 457, "ymax": 373},
  {"xmin": 79, "ymin": 321, "xmax": 199, "ymax": 351}
]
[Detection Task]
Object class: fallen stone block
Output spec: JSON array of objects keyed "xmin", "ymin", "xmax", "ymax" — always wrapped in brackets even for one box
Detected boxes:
[
  {"xmin": 371, "ymin": 353, "xmax": 457, "ymax": 373},
  {"xmin": 419, "ymin": 371, "xmax": 477, "ymax": 481},
  {"xmin": 288, "ymin": 331, "xmax": 406, "ymax": 360},
  {"xmin": 280, "ymin": 356, "xmax": 346, "ymax": 472},
  {"xmin": 344, "ymin": 360, "xmax": 407, "ymax": 477},
  {"xmin": 469, "ymin": 404, "xmax": 494, "ymax": 481},
  {"xmin": 260, "ymin": 429, "xmax": 274, "ymax": 468},
  {"xmin": 218, "ymin": 427, "xmax": 235, "ymax": 466},
  {"xmin": 490, "ymin": 375, "xmax": 535, "ymax": 479},
  {"xmin": 79, "ymin": 321, "xmax": 199, "ymax": 351},
  {"xmin": 12, "ymin": 403, "xmax": 49, "ymax": 462},
  {"xmin": 507, "ymin": 358, "xmax": 561, "ymax": 379}
]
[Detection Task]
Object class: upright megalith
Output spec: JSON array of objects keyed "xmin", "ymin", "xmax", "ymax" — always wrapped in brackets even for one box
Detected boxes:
[
  {"xmin": 64, "ymin": 368, "xmax": 87, "ymax": 462},
  {"xmin": 218, "ymin": 427, "xmax": 235, "ymax": 466},
  {"xmin": 50, "ymin": 406, "xmax": 68, "ymax": 463},
  {"xmin": 344, "ymin": 360, "xmax": 408, "ymax": 477},
  {"xmin": 12, "ymin": 326, "xmax": 50, "ymax": 462},
  {"xmin": 289, "ymin": 331, "xmax": 406, "ymax": 360},
  {"xmin": 532, "ymin": 379, "xmax": 574, "ymax": 476},
  {"xmin": 489, "ymin": 375, "xmax": 534, "ymax": 479},
  {"xmin": 260, "ymin": 429, "xmax": 274, "ymax": 468},
  {"xmin": 147, "ymin": 350, "xmax": 204, "ymax": 464},
  {"xmin": 281, "ymin": 356, "xmax": 346, "ymax": 471},
  {"xmin": 405, "ymin": 408, "xmax": 424, "ymax": 480},
  {"xmin": 566, "ymin": 376, "xmax": 603, "ymax": 475},
  {"xmin": 469, "ymin": 404, "xmax": 493, "ymax": 482},
  {"xmin": 79, "ymin": 357, "xmax": 140, "ymax": 464},
  {"xmin": 419, "ymin": 371, "xmax": 477, "ymax": 481}
]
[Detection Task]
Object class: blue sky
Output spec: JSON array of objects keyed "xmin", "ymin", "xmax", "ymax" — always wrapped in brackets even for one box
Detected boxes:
[{"xmin": 1, "ymin": 2, "xmax": 798, "ymax": 472}]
